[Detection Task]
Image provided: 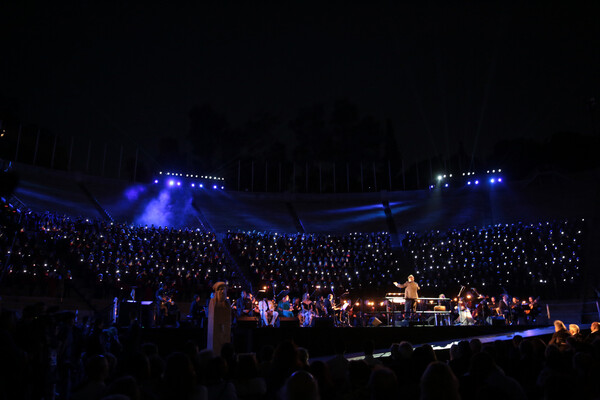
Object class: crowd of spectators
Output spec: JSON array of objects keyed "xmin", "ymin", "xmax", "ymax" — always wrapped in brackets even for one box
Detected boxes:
[
  {"xmin": 227, "ymin": 219, "xmax": 585, "ymax": 301},
  {"xmin": 0, "ymin": 199, "xmax": 588, "ymax": 308},
  {"xmin": 2, "ymin": 299, "xmax": 600, "ymax": 400},
  {"xmin": 0, "ymin": 203, "xmax": 243, "ymax": 302},
  {"xmin": 226, "ymin": 230, "xmax": 396, "ymax": 297},
  {"xmin": 404, "ymin": 220, "xmax": 586, "ymax": 298}
]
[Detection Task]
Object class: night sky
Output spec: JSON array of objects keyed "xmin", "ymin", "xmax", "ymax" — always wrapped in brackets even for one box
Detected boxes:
[{"xmin": 2, "ymin": 1, "xmax": 599, "ymax": 164}]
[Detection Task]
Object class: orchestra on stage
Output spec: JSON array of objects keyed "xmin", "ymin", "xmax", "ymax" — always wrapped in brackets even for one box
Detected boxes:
[{"xmin": 119, "ymin": 275, "xmax": 544, "ymax": 328}]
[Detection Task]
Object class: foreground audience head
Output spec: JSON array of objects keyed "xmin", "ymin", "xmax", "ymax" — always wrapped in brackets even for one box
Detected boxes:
[
  {"xmin": 368, "ymin": 367, "xmax": 398, "ymax": 400},
  {"xmin": 282, "ymin": 370, "xmax": 319, "ymax": 400},
  {"xmin": 420, "ymin": 361, "xmax": 460, "ymax": 400},
  {"xmin": 553, "ymin": 320, "xmax": 566, "ymax": 332}
]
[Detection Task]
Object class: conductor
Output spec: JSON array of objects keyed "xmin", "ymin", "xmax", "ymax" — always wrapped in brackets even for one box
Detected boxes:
[{"xmin": 393, "ymin": 275, "xmax": 420, "ymax": 315}]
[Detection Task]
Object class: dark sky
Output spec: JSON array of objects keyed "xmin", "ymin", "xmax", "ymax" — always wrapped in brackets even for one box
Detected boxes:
[{"xmin": 2, "ymin": 1, "xmax": 599, "ymax": 163}]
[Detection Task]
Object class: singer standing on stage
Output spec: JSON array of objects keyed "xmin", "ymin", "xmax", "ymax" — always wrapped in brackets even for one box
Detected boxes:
[{"xmin": 394, "ymin": 275, "xmax": 420, "ymax": 314}]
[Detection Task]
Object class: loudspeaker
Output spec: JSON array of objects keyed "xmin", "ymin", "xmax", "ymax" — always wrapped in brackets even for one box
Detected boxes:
[
  {"xmin": 279, "ymin": 317, "xmax": 299, "ymax": 328},
  {"xmin": 118, "ymin": 301, "xmax": 140, "ymax": 327},
  {"xmin": 314, "ymin": 317, "xmax": 334, "ymax": 328},
  {"xmin": 491, "ymin": 316, "xmax": 505, "ymax": 327},
  {"xmin": 369, "ymin": 317, "xmax": 382, "ymax": 327},
  {"xmin": 140, "ymin": 302, "xmax": 156, "ymax": 328},
  {"xmin": 237, "ymin": 316, "xmax": 259, "ymax": 328}
]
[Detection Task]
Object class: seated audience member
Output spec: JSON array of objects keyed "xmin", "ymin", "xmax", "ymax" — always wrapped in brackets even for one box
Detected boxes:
[
  {"xmin": 585, "ymin": 321, "xmax": 600, "ymax": 344},
  {"xmin": 548, "ymin": 320, "xmax": 571, "ymax": 349},
  {"xmin": 420, "ymin": 361, "xmax": 460, "ymax": 400},
  {"xmin": 281, "ymin": 371, "xmax": 319, "ymax": 400},
  {"xmin": 569, "ymin": 324, "xmax": 584, "ymax": 342},
  {"xmin": 233, "ymin": 353, "xmax": 266, "ymax": 400},
  {"xmin": 71, "ymin": 355, "xmax": 110, "ymax": 400}
]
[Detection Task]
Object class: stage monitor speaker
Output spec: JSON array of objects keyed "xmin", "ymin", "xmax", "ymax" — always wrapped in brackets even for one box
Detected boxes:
[
  {"xmin": 118, "ymin": 301, "xmax": 140, "ymax": 327},
  {"xmin": 369, "ymin": 317, "xmax": 382, "ymax": 327},
  {"xmin": 237, "ymin": 316, "xmax": 259, "ymax": 328},
  {"xmin": 279, "ymin": 317, "xmax": 299, "ymax": 328},
  {"xmin": 491, "ymin": 316, "xmax": 506, "ymax": 327},
  {"xmin": 395, "ymin": 320, "xmax": 410, "ymax": 327},
  {"xmin": 140, "ymin": 302, "xmax": 156, "ymax": 328},
  {"xmin": 314, "ymin": 317, "xmax": 334, "ymax": 328}
]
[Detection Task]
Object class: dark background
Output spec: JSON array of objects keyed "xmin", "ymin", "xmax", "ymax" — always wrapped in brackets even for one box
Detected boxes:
[{"xmin": 1, "ymin": 1, "xmax": 599, "ymax": 188}]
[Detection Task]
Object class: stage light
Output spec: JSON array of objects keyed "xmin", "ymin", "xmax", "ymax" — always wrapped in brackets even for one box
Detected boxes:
[
  {"xmin": 191, "ymin": 183, "xmax": 195, "ymax": 187},
  {"xmin": 475, "ymin": 180, "xmax": 479, "ymax": 185},
  {"xmin": 159, "ymin": 171, "xmax": 163, "ymax": 175},
  {"xmin": 213, "ymin": 185, "xmax": 217, "ymax": 189},
  {"xmin": 221, "ymin": 186, "xmax": 225, "ymax": 190},
  {"xmin": 498, "ymin": 169, "xmax": 502, "ymax": 172},
  {"xmin": 444, "ymin": 183, "xmax": 449, "ymax": 188},
  {"xmin": 199, "ymin": 184, "xmax": 204, "ymax": 188},
  {"xmin": 437, "ymin": 175, "xmax": 442, "ymax": 181},
  {"xmin": 154, "ymin": 180, "xmax": 158, "ymax": 184},
  {"xmin": 490, "ymin": 178, "xmax": 495, "ymax": 183},
  {"xmin": 498, "ymin": 178, "xmax": 502, "ymax": 182},
  {"xmin": 467, "ymin": 181, "xmax": 471, "ymax": 185},
  {"xmin": 176, "ymin": 181, "xmax": 181, "ymax": 186},
  {"xmin": 168, "ymin": 180, "xmax": 175, "ymax": 186}
]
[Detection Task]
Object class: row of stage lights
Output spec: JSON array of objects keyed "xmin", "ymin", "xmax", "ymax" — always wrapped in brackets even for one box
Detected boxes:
[
  {"xmin": 153, "ymin": 179, "xmax": 225, "ymax": 190},
  {"xmin": 429, "ymin": 169, "xmax": 503, "ymax": 190},
  {"xmin": 159, "ymin": 171, "xmax": 225, "ymax": 181},
  {"xmin": 155, "ymin": 171, "xmax": 225, "ymax": 190}
]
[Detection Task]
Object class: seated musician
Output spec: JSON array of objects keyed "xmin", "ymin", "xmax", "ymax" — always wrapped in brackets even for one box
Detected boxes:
[
  {"xmin": 299, "ymin": 293, "xmax": 315, "ymax": 327},
  {"xmin": 510, "ymin": 297, "xmax": 525, "ymax": 325},
  {"xmin": 498, "ymin": 295, "xmax": 510, "ymax": 323},
  {"xmin": 155, "ymin": 283, "xmax": 178, "ymax": 326},
  {"xmin": 277, "ymin": 295, "xmax": 294, "ymax": 318},
  {"xmin": 488, "ymin": 296, "xmax": 499, "ymax": 316},
  {"xmin": 474, "ymin": 299, "xmax": 492, "ymax": 325},
  {"xmin": 455, "ymin": 300, "xmax": 475, "ymax": 325},
  {"xmin": 315, "ymin": 295, "xmax": 328, "ymax": 317},
  {"xmin": 324, "ymin": 294, "xmax": 336, "ymax": 317},
  {"xmin": 526, "ymin": 296, "xmax": 541, "ymax": 324},
  {"xmin": 189, "ymin": 294, "xmax": 205, "ymax": 327},
  {"xmin": 236, "ymin": 291, "xmax": 254, "ymax": 318},
  {"xmin": 258, "ymin": 298, "xmax": 278, "ymax": 327}
]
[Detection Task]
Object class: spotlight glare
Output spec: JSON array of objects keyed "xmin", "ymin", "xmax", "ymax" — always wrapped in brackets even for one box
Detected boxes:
[
  {"xmin": 199, "ymin": 184, "xmax": 204, "ymax": 188},
  {"xmin": 154, "ymin": 179, "xmax": 158, "ymax": 184},
  {"xmin": 437, "ymin": 175, "xmax": 442, "ymax": 181},
  {"xmin": 498, "ymin": 178, "xmax": 502, "ymax": 182},
  {"xmin": 490, "ymin": 178, "xmax": 495, "ymax": 183},
  {"xmin": 213, "ymin": 185, "xmax": 217, "ymax": 189},
  {"xmin": 191, "ymin": 183, "xmax": 195, "ymax": 187},
  {"xmin": 221, "ymin": 186, "xmax": 225, "ymax": 190},
  {"xmin": 168, "ymin": 180, "xmax": 175, "ymax": 186},
  {"xmin": 467, "ymin": 181, "xmax": 471, "ymax": 185},
  {"xmin": 475, "ymin": 180, "xmax": 479, "ymax": 185},
  {"xmin": 177, "ymin": 181, "xmax": 181, "ymax": 186}
]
